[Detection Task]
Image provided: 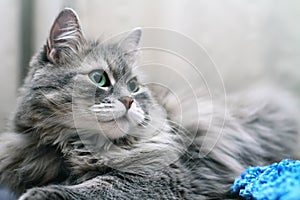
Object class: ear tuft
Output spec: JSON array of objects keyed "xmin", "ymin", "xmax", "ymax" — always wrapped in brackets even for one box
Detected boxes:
[
  {"xmin": 119, "ymin": 28, "xmax": 142, "ymax": 53},
  {"xmin": 47, "ymin": 8, "xmax": 84, "ymax": 63}
]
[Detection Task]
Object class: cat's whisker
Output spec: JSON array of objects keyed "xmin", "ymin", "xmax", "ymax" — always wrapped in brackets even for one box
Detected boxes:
[
  {"xmin": 90, "ymin": 108, "xmax": 114, "ymax": 113},
  {"xmin": 163, "ymin": 119, "xmax": 194, "ymax": 139},
  {"xmin": 92, "ymin": 104, "xmax": 114, "ymax": 108}
]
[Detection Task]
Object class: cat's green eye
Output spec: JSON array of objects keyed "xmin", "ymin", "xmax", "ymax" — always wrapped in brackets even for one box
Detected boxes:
[
  {"xmin": 127, "ymin": 78, "xmax": 139, "ymax": 93},
  {"xmin": 89, "ymin": 70, "xmax": 110, "ymax": 87}
]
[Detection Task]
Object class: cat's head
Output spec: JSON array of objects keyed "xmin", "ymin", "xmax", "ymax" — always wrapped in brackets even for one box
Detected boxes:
[{"xmin": 14, "ymin": 8, "xmax": 167, "ymax": 144}]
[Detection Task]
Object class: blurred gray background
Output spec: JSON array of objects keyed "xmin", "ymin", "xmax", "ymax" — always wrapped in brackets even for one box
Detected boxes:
[{"xmin": 0, "ymin": 0, "xmax": 300, "ymax": 131}]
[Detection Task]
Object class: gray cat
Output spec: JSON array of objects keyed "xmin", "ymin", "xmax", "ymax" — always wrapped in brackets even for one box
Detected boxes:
[{"xmin": 0, "ymin": 8, "xmax": 299, "ymax": 200}]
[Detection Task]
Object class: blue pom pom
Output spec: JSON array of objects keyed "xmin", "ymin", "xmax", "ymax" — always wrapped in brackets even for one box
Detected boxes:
[{"xmin": 232, "ymin": 159, "xmax": 300, "ymax": 200}]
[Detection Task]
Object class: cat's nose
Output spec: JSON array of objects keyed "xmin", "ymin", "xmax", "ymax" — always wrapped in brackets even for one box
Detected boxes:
[{"xmin": 119, "ymin": 96, "xmax": 134, "ymax": 110}]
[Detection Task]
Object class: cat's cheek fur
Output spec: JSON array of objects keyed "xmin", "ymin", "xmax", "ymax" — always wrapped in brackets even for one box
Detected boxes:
[{"xmin": 127, "ymin": 101, "xmax": 145, "ymax": 125}]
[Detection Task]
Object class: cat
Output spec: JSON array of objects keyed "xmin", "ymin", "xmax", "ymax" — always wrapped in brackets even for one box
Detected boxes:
[{"xmin": 0, "ymin": 8, "xmax": 299, "ymax": 200}]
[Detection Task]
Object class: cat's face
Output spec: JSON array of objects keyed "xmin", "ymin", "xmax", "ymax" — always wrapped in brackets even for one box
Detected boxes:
[
  {"xmin": 71, "ymin": 44, "xmax": 161, "ymax": 139},
  {"xmin": 16, "ymin": 9, "xmax": 167, "ymax": 142}
]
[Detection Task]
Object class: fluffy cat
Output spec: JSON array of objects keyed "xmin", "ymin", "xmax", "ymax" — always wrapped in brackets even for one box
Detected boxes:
[{"xmin": 0, "ymin": 8, "xmax": 299, "ymax": 200}]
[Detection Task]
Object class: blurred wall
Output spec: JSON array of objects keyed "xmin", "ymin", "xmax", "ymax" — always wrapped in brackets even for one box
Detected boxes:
[
  {"xmin": 0, "ymin": 0, "xmax": 300, "ymax": 131},
  {"xmin": 0, "ymin": 0, "xmax": 20, "ymax": 131}
]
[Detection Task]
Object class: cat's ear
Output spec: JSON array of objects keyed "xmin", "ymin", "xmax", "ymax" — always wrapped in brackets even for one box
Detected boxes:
[
  {"xmin": 46, "ymin": 8, "xmax": 84, "ymax": 63},
  {"xmin": 119, "ymin": 28, "xmax": 142, "ymax": 54}
]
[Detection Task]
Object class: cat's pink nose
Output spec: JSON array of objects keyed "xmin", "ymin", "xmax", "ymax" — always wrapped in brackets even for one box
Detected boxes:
[{"xmin": 119, "ymin": 97, "xmax": 134, "ymax": 110}]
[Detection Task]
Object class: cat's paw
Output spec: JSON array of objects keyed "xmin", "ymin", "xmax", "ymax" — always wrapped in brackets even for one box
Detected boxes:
[{"xmin": 18, "ymin": 187, "xmax": 66, "ymax": 200}]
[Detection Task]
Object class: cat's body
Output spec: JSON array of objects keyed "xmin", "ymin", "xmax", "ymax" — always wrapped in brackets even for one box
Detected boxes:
[{"xmin": 0, "ymin": 8, "xmax": 299, "ymax": 200}]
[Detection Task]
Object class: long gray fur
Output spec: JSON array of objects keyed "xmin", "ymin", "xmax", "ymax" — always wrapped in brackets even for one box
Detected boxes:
[{"xmin": 0, "ymin": 8, "xmax": 299, "ymax": 200}]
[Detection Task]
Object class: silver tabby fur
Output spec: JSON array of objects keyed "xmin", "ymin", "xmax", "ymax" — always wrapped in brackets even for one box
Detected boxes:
[{"xmin": 0, "ymin": 8, "xmax": 299, "ymax": 200}]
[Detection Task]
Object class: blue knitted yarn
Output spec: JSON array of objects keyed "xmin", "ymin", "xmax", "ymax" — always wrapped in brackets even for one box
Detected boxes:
[
  {"xmin": 0, "ymin": 185, "xmax": 16, "ymax": 200},
  {"xmin": 232, "ymin": 159, "xmax": 300, "ymax": 200}
]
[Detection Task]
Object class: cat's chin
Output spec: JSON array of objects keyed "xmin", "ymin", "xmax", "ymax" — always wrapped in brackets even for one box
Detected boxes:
[
  {"xmin": 99, "ymin": 115, "xmax": 149, "ymax": 139},
  {"xmin": 100, "ymin": 118, "xmax": 131, "ymax": 139}
]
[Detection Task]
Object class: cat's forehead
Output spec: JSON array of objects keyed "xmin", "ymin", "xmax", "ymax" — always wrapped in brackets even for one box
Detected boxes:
[
  {"xmin": 80, "ymin": 43, "xmax": 133, "ymax": 80},
  {"xmin": 80, "ymin": 56, "xmax": 109, "ymax": 72}
]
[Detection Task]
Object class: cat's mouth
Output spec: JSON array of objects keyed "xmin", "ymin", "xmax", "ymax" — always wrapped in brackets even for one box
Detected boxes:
[
  {"xmin": 90, "ymin": 101, "xmax": 148, "ymax": 126},
  {"xmin": 87, "ymin": 101, "xmax": 151, "ymax": 139},
  {"xmin": 101, "ymin": 116, "xmax": 151, "ymax": 139}
]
